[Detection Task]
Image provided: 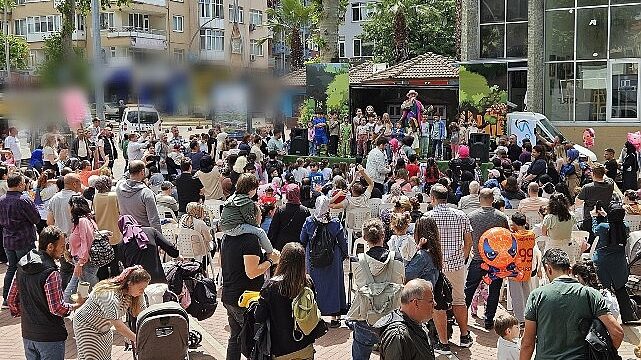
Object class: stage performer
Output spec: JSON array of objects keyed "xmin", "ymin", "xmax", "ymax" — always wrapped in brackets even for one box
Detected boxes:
[
  {"xmin": 399, "ymin": 90, "xmax": 424, "ymax": 128},
  {"xmin": 313, "ymin": 110, "xmax": 329, "ymax": 156},
  {"xmin": 339, "ymin": 115, "xmax": 352, "ymax": 157}
]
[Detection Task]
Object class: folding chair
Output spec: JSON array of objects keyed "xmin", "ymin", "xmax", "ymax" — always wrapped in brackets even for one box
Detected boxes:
[
  {"xmin": 367, "ymin": 198, "xmax": 382, "ymax": 217},
  {"xmin": 330, "ymin": 208, "xmax": 344, "ymax": 222},
  {"xmin": 203, "ymin": 199, "xmax": 225, "ymax": 220},
  {"xmin": 157, "ymin": 205, "xmax": 177, "ymax": 222},
  {"xmin": 378, "ymin": 203, "xmax": 394, "ymax": 216},
  {"xmin": 625, "ymin": 215, "xmax": 641, "ymax": 232},
  {"xmin": 419, "ymin": 202, "xmax": 430, "ymax": 213},
  {"xmin": 345, "ymin": 209, "xmax": 372, "ymax": 255}
]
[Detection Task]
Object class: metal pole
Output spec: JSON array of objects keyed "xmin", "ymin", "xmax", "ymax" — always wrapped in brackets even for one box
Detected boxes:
[
  {"xmin": 91, "ymin": 0, "xmax": 105, "ymax": 124},
  {"xmin": 4, "ymin": 0, "xmax": 10, "ymax": 82}
]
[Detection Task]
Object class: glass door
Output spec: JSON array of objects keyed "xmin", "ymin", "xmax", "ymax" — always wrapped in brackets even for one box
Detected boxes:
[{"xmin": 608, "ymin": 60, "xmax": 640, "ymax": 121}]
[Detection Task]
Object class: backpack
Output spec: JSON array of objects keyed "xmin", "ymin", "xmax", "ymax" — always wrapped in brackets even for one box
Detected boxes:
[
  {"xmin": 185, "ymin": 276, "xmax": 218, "ymax": 321},
  {"xmin": 292, "ymin": 286, "xmax": 321, "ymax": 341},
  {"xmin": 433, "ymin": 271, "xmax": 453, "ymax": 311},
  {"xmin": 355, "ymin": 252, "xmax": 403, "ymax": 326},
  {"xmin": 239, "ymin": 301, "xmax": 259, "ymax": 359},
  {"xmin": 309, "ymin": 220, "xmax": 336, "ymax": 268}
]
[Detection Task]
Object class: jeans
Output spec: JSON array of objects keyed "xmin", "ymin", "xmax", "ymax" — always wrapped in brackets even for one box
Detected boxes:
[
  {"xmin": 420, "ymin": 136, "xmax": 430, "ymax": 158},
  {"xmin": 23, "ymin": 339, "xmax": 65, "ymax": 360},
  {"xmin": 63, "ymin": 261, "xmax": 99, "ymax": 303},
  {"xmin": 348, "ymin": 320, "xmax": 379, "ymax": 360},
  {"xmin": 308, "ymin": 142, "xmax": 316, "ymax": 156},
  {"xmin": 431, "ymin": 139, "xmax": 443, "ymax": 159},
  {"xmin": 3, "ymin": 245, "xmax": 34, "ymax": 302},
  {"xmin": 224, "ymin": 302, "xmax": 246, "ymax": 360},
  {"xmin": 464, "ymin": 259, "xmax": 503, "ymax": 327}
]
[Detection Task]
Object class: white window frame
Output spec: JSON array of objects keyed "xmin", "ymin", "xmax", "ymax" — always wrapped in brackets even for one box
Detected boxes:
[
  {"xmin": 75, "ymin": 14, "xmax": 85, "ymax": 31},
  {"xmin": 99, "ymin": 12, "xmax": 114, "ymax": 30},
  {"xmin": 351, "ymin": 2, "xmax": 367, "ymax": 22},
  {"xmin": 338, "ymin": 40, "xmax": 345, "ymax": 58},
  {"xmin": 249, "ymin": 9, "xmax": 263, "ymax": 26},
  {"xmin": 16, "ymin": 0, "xmax": 25, "ymax": 5},
  {"xmin": 250, "ymin": 39, "xmax": 263, "ymax": 56},
  {"xmin": 14, "ymin": 19, "xmax": 26, "ymax": 36},
  {"xmin": 200, "ymin": 28, "xmax": 224, "ymax": 51},
  {"xmin": 110, "ymin": 46, "xmax": 117, "ymax": 58},
  {"xmin": 213, "ymin": 0, "xmax": 224, "ymax": 19},
  {"xmin": 199, "ymin": 0, "xmax": 212, "ymax": 17},
  {"xmin": 129, "ymin": 13, "xmax": 150, "ymax": 31},
  {"xmin": 174, "ymin": 49, "xmax": 185, "ymax": 63},
  {"xmin": 172, "ymin": 15, "xmax": 184, "ymax": 32},
  {"xmin": 229, "ymin": 5, "xmax": 244, "ymax": 23}
]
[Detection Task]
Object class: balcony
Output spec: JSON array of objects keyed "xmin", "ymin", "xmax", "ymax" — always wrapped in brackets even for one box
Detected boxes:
[
  {"xmin": 199, "ymin": 17, "xmax": 225, "ymax": 29},
  {"xmin": 104, "ymin": 27, "xmax": 167, "ymax": 50},
  {"xmin": 132, "ymin": 0, "xmax": 166, "ymax": 6},
  {"xmin": 25, "ymin": 30, "xmax": 85, "ymax": 43},
  {"xmin": 200, "ymin": 50, "xmax": 225, "ymax": 62}
]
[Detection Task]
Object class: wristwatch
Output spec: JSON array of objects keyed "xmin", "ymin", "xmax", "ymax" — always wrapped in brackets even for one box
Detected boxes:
[{"xmin": 266, "ymin": 258, "xmax": 274, "ymax": 267}]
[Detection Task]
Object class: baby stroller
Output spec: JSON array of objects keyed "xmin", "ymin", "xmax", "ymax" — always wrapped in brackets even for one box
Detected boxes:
[
  {"xmin": 626, "ymin": 231, "xmax": 641, "ymax": 319},
  {"xmin": 134, "ymin": 301, "xmax": 191, "ymax": 360},
  {"xmin": 164, "ymin": 261, "xmax": 218, "ymax": 322}
]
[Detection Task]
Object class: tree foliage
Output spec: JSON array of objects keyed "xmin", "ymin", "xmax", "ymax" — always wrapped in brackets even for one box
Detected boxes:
[
  {"xmin": 265, "ymin": 0, "xmax": 318, "ymax": 69},
  {"xmin": 0, "ymin": 33, "xmax": 29, "ymax": 70},
  {"xmin": 38, "ymin": 33, "xmax": 90, "ymax": 87},
  {"xmin": 362, "ymin": 0, "xmax": 456, "ymax": 64}
]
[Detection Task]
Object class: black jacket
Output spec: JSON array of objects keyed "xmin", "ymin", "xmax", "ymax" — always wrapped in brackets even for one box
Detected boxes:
[
  {"xmin": 267, "ymin": 203, "xmax": 310, "ymax": 251},
  {"xmin": 70, "ymin": 137, "xmax": 91, "ymax": 159},
  {"xmin": 16, "ymin": 250, "xmax": 68, "ymax": 342},
  {"xmin": 375, "ymin": 309, "xmax": 435, "ymax": 360},
  {"xmin": 119, "ymin": 227, "xmax": 179, "ymax": 284}
]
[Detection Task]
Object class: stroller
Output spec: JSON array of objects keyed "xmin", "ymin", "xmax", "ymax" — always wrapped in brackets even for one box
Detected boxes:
[
  {"xmin": 625, "ymin": 231, "xmax": 641, "ymax": 320},
  {"xmin": 134, "ymin": 301, "xmax": 191, "ymax": 360}
]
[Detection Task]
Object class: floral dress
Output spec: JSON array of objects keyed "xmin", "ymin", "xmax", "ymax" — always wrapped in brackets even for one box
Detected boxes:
[{"xmin": 339, "ymin": 122, "xmax": 352, "ymax": 157}]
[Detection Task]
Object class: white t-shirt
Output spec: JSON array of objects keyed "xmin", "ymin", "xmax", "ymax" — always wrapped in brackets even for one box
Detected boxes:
[
  {"xmin": 43, "ymin": 146, "xmax": 58, "ymax": 163},
  {"xmin": 78, "ymin": 139, "xmax": 88, "ymax": 158},
  {"xmin": 5, "ymin": 135, "xmax": 21, "ymax": 162}
]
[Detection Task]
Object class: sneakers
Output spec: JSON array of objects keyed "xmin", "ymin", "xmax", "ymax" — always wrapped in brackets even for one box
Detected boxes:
[
  {"xmin": 459, "ymin": 333, "xmax": 473, "ymax": 348},
  {"xmin": 433, "ymin": 342, "xmax": 451, "ymax": 355}
]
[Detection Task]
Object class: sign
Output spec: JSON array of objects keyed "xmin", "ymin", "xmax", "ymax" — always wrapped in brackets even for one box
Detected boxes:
[
  {"xmin": 131, "ymin": 37, "xmax": 167, "ymax": 50},
  {"xmin": 509, "ymin": 116, "xmax": 536, "ymax": 146}
]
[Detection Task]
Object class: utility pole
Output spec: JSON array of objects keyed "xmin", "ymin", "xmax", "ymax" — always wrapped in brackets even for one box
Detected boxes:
[
  {"xmin": 91, "ymin": 0, "xmax": 105, "ymax": 124},
  {"xmin": 4, "ymin": 0, "xmax": 10, "ymax": 82}
]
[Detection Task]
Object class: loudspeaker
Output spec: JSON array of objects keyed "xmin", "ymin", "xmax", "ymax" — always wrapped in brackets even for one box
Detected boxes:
[
  {"xmin": 469, "ymin": 133, "xmax": 490, "ymax": 148},
  {"xmin": 289, "ymin": 138, "xmax": 308, "ymax": 155},
  {"xmin": 470, "ymin": 142, "xmax": 490, "ymax": 163},
  {"xmin": 290, "ymin": 127, "xmax": 306, "ymax": 140}
]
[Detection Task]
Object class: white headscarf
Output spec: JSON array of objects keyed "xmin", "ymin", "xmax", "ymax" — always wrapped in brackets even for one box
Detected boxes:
[{"xmin": 314, "ymin": 195, "xmax": 331, "ymax": 223}]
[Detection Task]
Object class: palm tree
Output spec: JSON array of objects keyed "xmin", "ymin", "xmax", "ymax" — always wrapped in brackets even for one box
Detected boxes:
[{"xmin": 265, "ymin": 0, "xmax": 318, "ymax": 69}]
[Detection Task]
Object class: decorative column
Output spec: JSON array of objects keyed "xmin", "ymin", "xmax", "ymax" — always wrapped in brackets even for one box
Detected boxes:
[{"xmin": 527, "ymin": 0, "xmax": 545, "ymax": 112}]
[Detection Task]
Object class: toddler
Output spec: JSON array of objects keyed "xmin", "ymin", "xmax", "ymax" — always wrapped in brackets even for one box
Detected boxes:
[
  {"xmin": 220, "ymin": 173, "xmax": 274, "ymax": 255},
  {"xmin": 387, "ymin": 212, "xmax": 416, "ymax": 264},
  {"xmin": 494, "ymin": 314, "xmax": 521, "ymax": 360},
  {"xmin": 470, "ymin": 281, "xmax": 489, "ymax": 318}
]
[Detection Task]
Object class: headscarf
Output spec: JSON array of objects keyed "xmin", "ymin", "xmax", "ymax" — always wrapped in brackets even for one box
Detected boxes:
[
  {"xmin": 607, "ymin": 203, "xmax": 627, "ymax": 245},
  {"xmin": 567, "ymin": 148, "xmax": 579, "ymax": 162},
  {"xmin": 285, "ymin": 183, "xmax": 301, "ymax": 205},
  {"xmin": 94, "ymin": 175, "xmax": 112, "ymax": 193},
  {"xmin": 314, "ymin": 195, "xmax": 331, "ymax": 223},
  {"xmin": 388, "ymin": 183, "xmax": 403, "ymax": 204},
  {"xmin": 118, "ymin": 215, "xmax": 149, "ymax": 249},
  {"xmin": 272, "ymin": 177, "xmax": 282, "ymax": 196},
  {"xmin": 459, "ymin": 145, "xmax": 470, "ymax": 158}
]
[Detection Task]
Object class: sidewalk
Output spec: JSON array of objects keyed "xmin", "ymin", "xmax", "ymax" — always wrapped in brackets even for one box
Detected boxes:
[{"xmin": 0, "ymin": 264, "xmax": 639, "ymax": 360}]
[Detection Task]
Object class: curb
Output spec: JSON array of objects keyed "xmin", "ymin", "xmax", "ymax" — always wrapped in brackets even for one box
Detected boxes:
[{"xmin": 190, "ymin": 317, "xmax": 227, "ymax": 360}]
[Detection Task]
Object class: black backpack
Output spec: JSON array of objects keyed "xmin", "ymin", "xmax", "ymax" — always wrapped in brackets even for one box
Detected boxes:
[
  {"xmin": 186, "ymin": 276, "xmax": 218, "ymax": 321},
  {"xmin": 309, "ymin": 220, "xmax": 335, "ymax": 268},
  {"xmin": 239, "ymin": 301, "xmax": 259, "ymax": 359}
]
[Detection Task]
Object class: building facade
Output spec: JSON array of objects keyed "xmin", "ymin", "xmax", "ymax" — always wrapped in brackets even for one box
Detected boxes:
[
  {"xmin": 462, "ymin": 0, "xmax": 641, "ymax": 155},
  {"xmin": 9, "ymin": 0, "xmax": 269, "ymax": 71},
  {"xmin": 337, "ymin": 0, "xmax": 374, "ymax": 60}
]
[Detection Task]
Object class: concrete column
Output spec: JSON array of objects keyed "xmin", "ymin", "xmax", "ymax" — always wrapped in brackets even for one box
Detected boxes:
[
  {"xmin": 527, "ymin": 0, "xmax": 545, "ymax": 112},
  {"xmin": 461, "ymin": 0, "xmax": 480, "ymax": 61}
]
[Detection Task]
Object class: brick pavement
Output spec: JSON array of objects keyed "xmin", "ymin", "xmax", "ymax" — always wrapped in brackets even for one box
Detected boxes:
[{"xmin": 0, "ymin": 259, "xmax": 639, "ymax": 360}]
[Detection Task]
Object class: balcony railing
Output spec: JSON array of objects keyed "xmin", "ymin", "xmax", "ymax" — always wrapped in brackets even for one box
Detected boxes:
[{"xmin": 104, "ymin": 26, "xmax": 166, "ymax": 40}]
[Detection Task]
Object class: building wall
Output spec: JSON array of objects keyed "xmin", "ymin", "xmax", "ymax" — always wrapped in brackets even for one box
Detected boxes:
[
  {"xmin": 337, "ymin": 0, "xmax": 374, "ymax": 59},
  {"xmin": 556, "ymin": 125, "xmax": 632, "ymax": 161}
]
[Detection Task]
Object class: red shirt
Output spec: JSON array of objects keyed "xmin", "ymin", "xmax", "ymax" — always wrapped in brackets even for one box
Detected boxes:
[{"xmin": 406, "ymin": 163, "xmax": 420, "ymax": 178}]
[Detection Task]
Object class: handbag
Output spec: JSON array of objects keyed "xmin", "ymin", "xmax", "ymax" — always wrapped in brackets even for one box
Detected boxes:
[
  {"xmin": 434, "ymin": 270, "xmax": 453, "ymax": 311},
  {"xmin": 582, "ymin": 288, "xmax": 622, "ymax": 360},
  {"xmin": 89, "ymin": 230, "xmax": 115, "ymax": 268}
]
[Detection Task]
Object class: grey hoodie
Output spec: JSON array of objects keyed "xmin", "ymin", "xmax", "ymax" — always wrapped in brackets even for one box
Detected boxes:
[{"xmin": 116, "ymin": 178, "xmax": 161, "ymax": 232}]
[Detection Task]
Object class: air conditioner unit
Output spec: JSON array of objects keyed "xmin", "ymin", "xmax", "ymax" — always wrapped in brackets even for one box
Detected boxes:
[
  {"xmin": 250, "ymin": 54, "xmax": 256, "ymax": 61},
  {"xmin": 249, "ymin": 23, "xmax": 256, "ymax": 31}
]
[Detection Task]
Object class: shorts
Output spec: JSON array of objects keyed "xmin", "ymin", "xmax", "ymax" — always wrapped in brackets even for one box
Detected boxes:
[{"xmin": 444, "ymin": 267, "xmax": 466, "ymax": 306}]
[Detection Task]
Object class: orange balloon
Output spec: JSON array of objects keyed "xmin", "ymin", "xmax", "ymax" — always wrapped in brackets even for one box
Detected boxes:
[{"xmin": 479, "ymin": 227, "xmax": 522, "ymax": 283}]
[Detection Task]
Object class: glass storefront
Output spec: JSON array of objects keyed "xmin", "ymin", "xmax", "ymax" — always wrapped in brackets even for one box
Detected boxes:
[
  {"xmin": 544, "ymin": 0, "xmax": 641, "ymax": 122},
  {"xmin": 479, "ymin": 0, "xmax": 528, "ymax": 58}
]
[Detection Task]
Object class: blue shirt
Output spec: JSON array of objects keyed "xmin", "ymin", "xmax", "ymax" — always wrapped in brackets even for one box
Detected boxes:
[
  {"xmin": 309, "ymin": 171, "xmax": 325, "ymax": 187},
  {"xmin": 313, "ymin": 117, "xmax": 327, "ymax": 140},
  {"xmin": 0, "ymin": 191, "xmax": 40, "ymax": 251}
]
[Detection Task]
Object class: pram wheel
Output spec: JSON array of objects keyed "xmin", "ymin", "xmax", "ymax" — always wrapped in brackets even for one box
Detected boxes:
[{"xmin": 188, "ymin": 330, "xmax": 203, "ymax": 349}]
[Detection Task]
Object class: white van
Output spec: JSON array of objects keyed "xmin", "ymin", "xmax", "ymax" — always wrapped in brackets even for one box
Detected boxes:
[{"xmin": 121, "ymin": 104, "xmax": 162, "ymax": 134}]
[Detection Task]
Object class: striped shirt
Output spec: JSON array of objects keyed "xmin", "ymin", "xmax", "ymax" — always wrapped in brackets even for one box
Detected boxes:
[{"xmin": 426, "ymin": 204, "xmax": 473, "ymax": 272}]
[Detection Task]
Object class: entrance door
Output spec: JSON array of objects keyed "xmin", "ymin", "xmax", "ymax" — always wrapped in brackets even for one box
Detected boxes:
[
  {"xmin": 609, "ymin": 60, "xmax": 640, "ymax": 121},
  {"xmin": 508, "ymin": 69, "xmax": 527, "ymax": 111}
]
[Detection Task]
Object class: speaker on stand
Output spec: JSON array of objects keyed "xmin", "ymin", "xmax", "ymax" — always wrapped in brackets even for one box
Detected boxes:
[
  {"xmin": 288, "ymin": 128, "xmax": 309, "ymax": 156},
  {"xmin": 469, "ymin": 133, "xmax": 490, "ymax": 163}
]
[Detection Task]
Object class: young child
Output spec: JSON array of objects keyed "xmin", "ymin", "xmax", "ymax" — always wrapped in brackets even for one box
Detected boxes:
[
  {"xmin": 409, "ymin": 176, "xmax": 422, "ymax": 193},
  {"xmin": 307, "ymin": 122, "xmax": 316, "ymax": 156},
  {"xmin": 308, "ymin": 162, "xmax": 325, "ymax": 187},
  {"xmin": 220, "ymin": 173, "xmax": 275, "ymax": 256},
  {"xmin": 470, "ymin": 281, "xmax": 489, "ymax": 319},
  {"xmin": 387, "ymin": 212, "xmax": 416, "ymax": 265},
  {"xmin": 356, "ymin": 118, "xmax": 369, "ymax": 157},
  {"xmin": 259, "ymin": 187, "xmax": 278, "ymax": 205},
  {"xmin": 494, "ymin": 314, "xmax": 521, "ymax": 360},
  {"xmin": 391, "ymin": 121, "xmax": 405, "ymax": 140},
  {"xmin": 509, "ymin": 212, "xmax": 538, "ymax": 324}
]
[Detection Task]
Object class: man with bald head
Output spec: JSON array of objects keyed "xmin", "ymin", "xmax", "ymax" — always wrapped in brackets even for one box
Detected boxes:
[
  {"xmin": 375, "ymin": 279, "xmax": 436, "ymax": 360},
  {"xmin": 518, "ymin": 182, "xmax": 549, "ymax": 213},
  {"xmin": 47, "ymin": 173, "xmax": 82, "ymax": 287},
  {"xmin": 116, "ymin": 160, "xmax": 161, "ymax": 232},
  {"xmin": 464, "ymin": 187, "xmax": 509, "ymax": 330}
]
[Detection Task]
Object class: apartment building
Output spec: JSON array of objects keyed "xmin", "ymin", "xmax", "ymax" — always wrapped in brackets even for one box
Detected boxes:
[
  {"xmin": 337, "ymin": 0, "xmax": 373, "ymax": 60},
  {"xmin": 9, "ymin": 0, "xmax": 269, "ymax": 70}
]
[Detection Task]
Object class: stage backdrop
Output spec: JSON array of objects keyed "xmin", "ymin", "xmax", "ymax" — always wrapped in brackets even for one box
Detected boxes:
[
  {"xmin": 305, "ymin": 63, "xmax": 350, "ymax": 117},
  {"xmin": 459, "ymin": 64, "xmax": 508, "ymax": 139}
]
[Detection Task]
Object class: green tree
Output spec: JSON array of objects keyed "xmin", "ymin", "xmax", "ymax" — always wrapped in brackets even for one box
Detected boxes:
[
  {"xmin": 0, "ymin": 33, "xmax": 29, "ymax": 70},
  {"xmin": 265, "ymin": 0, "xmax": 318, "ymax": 69},
  {"xmin": 362, "ymin": 0, "xmax": 456, "ymax": 64},
  {"xmin": 38, "ymin": 33, "xmax": 90, "ymax": 87}
]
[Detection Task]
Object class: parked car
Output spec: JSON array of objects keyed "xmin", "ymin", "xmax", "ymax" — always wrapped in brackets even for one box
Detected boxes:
[{"xmin": 121, "ymin": 104, "xmax": 162, "ymax": 134}]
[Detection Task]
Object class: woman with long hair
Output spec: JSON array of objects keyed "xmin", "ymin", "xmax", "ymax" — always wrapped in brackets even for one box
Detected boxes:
[
  {"xmin": 346, "ymin": 218, "xmax": 404, "ymax": 360},
  {"xmin": 541, "ymin": 193, "xmax": 576, "ymax": 257},
  {"xmin": 42, "ymin": 134, "xmax": 60, "ymax": 175},
  {"xmin": 255, "ymin": 242, "xmax": 322, "ymax": 359},
  {"xmin": 300, "ymin": 195, "xmax": 348, "ymax": 327},
  {"xmin": 73, "ymin": 266, "xmax": 151, "ymax": 360},
  {"xmin": 33, "ymin": 169, "xmax": 57, "ymax": 233},
  {"xmin": 622, "ymin": 141, "xmax": 640, "ymax": 191},
  {"xmin": 571, "ymin": 261, "xmax": 620, "ymax": 320},
  {"xmin": 63, "ymin": 195, "xmax": 106, "ymax": 302},
  {"xmin": 591, "ymin": 203, "xmax": 637, "ymax": 322}
]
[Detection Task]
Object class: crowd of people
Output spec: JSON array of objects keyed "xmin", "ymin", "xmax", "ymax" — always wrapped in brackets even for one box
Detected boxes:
[{"xmin": 0, "ymin": 111, "xmax": 640, "ymax": 360}]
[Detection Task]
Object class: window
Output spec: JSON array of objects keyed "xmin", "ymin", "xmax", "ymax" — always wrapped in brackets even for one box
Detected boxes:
[
  {"xmin": 479, "ymin": 0, "xmax": 528, "ymax": 59},
  {"xmin": 14, "ymin": 19, "xmax": 25, "ymax": 36},
  {"xmin": 26, "ymin": 16, "xmax": 58, "ymax": 34},
  {"xmin": 213, "ymin": 0, "xmax": 224, "ymax": 18},
  {"xmin": 129, "ymin": 13, "xmax": 150, "ymax": 31},
  {"xmin": 200, "ymin": 29, "xmax": 224, "ymax": 51},
  {"xmin": 353, "ymin": 38, "xmax": 361, "ymax": 57},
  {"xmin": 174, "ymin": 49, "xmax": 185, "ymax": 63},
  {"xmin": 172, "ymin": 15, "xmax": 184, "ymax": 32},
  {"xmin": 544, "ymin": 62, "xmax": 574, "ymax": 122},
  {"xmin": 610, "ymin": 5, "xmax": 641, "ymax": 58},
  {"xmin": 576, "ymin": 7, "xmax": 607, "ymax": 60},
  {"xmin": 110, "ymin": 46, "xmax": 117, "ymax": 58},
  {"xmin": 575, "ymin": 62, "xmax": 607, "ymax": 121},
  {"xmin": 351, "ymin": 2, "xmax": 368, "ymax": 22},
  {"xmin": 16, "ymin": 0, "xmax": 25, "ymax": 4},
  {"xmin": 338, "ymin": 41, "xmax": 345, "ymax": 58},
  {"xmin": 199, "ymin": 0, "xmax": 211, "ymax": 17},
  {"xmin": 544, "ymin": 9, "xmax": 573, "ymax": 61},
  {"xmin": 250, "ymin": 39, "xmax": 263, "ymax": 56},
  {"xmin": 249, "ymin": 9, "xmax": 263, "ymax": 25},
  {"xmin": 361, "ymin": 42, "xmax": 373, "ymax": 57},
  {"xmin": 100, "ymin": 12, "xmax": 113, "ymax": 30},
  {"xmin": 229, "ymin": 5, "xmax": 244, "ymax": 23},
  {"xmin": 76, "ymin": 14, "xmax": 85, "ymax": 31}
]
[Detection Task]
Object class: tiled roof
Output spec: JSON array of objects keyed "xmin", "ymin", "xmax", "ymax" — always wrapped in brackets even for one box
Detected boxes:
[
  {"xmin": 349, "ymin": 61, "xmax": 374, "ymax": 84},
  {"xmin": 362, "ymin": 52, "xmax": 458, "ymax": 82},
  {"xmin": 281, "ymin": 68, "xmax": 307, "ymax": 87}
]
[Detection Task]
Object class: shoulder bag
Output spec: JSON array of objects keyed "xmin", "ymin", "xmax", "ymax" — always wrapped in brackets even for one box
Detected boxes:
[
  {"xmin": 89, "ymin": 223, "xmax": 115, "ymax": 268},
  {"xmin": 582, "ymin": 288, "xmax": 622, "ymax": 360}
]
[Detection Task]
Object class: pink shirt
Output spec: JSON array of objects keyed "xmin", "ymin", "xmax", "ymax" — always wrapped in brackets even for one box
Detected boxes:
[{"xmin": 70, "ymin": 217, "xmax": 96, "ymax": 265}]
